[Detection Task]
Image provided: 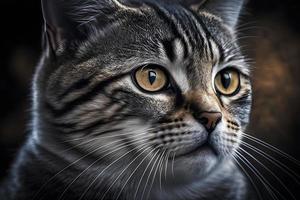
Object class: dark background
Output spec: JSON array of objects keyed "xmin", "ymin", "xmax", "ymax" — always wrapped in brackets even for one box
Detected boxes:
[{"xmin": 0, "ymin": 0, "xmax": 300, "ymax": 199}]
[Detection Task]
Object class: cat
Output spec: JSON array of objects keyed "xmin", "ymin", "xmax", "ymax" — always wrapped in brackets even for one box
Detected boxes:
[{"xmin": 0, "ymin": 0, "xmax": 254, "ymax": 199}]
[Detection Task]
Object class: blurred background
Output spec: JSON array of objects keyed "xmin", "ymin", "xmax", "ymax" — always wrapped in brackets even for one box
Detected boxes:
[{"xmin": 0, "ymin": 0, "xmax": 299, "ymax": 199}]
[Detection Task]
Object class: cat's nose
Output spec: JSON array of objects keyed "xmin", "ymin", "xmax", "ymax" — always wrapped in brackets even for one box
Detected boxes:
[{"xmin": 198, "ymin": 112, "xmax": 222, "ymax": 133}]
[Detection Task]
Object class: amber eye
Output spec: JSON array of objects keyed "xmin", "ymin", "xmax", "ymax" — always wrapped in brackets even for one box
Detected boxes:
[
  {"xmin": 214, "ymin": 69, "xmax": 240, "ymax": 96},
  {"xmin": 134, "ymin": 66, "xmax": 168, "ymax": 92}
]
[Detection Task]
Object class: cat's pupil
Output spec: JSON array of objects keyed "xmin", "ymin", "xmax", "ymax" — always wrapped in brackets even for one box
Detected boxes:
[
  {"xmin": 221, "ymin": 72, "xmax": 231, "ymax": 89},
  {"xmin": 148, "ymin": 71, "xmax": 157, "ymax": 85}
]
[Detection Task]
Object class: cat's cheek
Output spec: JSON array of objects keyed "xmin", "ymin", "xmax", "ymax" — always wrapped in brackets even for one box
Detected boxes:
[
  {"xmin": 209, "ymin": 123, "xmax": 241, "ymax": 156},
  {"xmin": 119, "ymin": 77, "xmax": 176, "ymax": 118}
]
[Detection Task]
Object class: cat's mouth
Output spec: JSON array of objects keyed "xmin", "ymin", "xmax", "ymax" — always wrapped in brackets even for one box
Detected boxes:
[{"xmin": 170, "ymin": 141, "xmax": 218, "ymax": 160}]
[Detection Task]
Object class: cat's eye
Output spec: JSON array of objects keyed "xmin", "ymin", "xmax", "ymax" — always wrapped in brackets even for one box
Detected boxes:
[
  {"xmin": 214, "ymin": 69, "xmax": 240, "ymax": 96},
  {"xmin": 134, "ymin": 66, "xmax": 168, "ymax": 92}
]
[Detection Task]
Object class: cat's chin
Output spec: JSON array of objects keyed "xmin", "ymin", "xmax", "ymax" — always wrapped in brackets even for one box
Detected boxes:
[{"xmin": 165, "ymin": 144, "xmax": 219, "ymax": 185}]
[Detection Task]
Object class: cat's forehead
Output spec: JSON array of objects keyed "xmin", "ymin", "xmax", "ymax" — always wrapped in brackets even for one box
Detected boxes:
[
  {"xmin": 75, "ymin": 2, "xmax": 244, "ymax": 78},
  {"xmin": 79, "ymin": 4, "xmax": 232, "ymax": 61}
]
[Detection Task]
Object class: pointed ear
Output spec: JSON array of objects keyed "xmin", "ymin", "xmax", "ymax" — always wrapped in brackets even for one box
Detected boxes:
[
  {"xmin": 42, "ymin": 0, "xmax": 84, "ymax": 53},
  {"xmin": 186, "ymin": 0, "xmax": 245, "ymax": 28},
  {"xmin": 41, "ymin": 0, "xmax": 136, "ymax": 54}
]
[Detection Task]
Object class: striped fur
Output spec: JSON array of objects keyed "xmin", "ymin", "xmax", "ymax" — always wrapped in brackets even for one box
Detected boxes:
[{"xmin": 1, "ymin": 0, "xmax": 253, "ymax": 200}]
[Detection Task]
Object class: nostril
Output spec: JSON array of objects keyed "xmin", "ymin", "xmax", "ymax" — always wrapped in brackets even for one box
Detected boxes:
[
  {"xmin": 199, "ymin": 117, "xmax": 208, "ymax": 125},
  {"xmin": 215, "ymin": 117, "xmax": 222, "ymax": 126},
  {"xmin": 197, "ymin": 112, "xmax": 222, "ymax": 133}
]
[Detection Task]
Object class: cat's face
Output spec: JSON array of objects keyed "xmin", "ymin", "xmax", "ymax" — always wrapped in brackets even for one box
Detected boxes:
[{"xmin": 38, "ymin": 0, "xmax": 250, "ymax": 193}]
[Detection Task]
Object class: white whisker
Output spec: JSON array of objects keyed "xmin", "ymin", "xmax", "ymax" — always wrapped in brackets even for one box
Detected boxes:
[{"xmin": 235, "ymin": 150, "xmax": 281, "ymax": 200}]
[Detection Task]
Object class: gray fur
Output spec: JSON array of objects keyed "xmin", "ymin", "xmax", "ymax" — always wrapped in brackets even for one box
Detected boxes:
[{"xmin": 1, "ymin": 0, "xmax": 254, "ymax": 199}]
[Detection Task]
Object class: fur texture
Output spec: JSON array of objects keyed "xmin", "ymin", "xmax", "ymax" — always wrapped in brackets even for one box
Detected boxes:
[{"xmin": 1, "ymin": 0, "xmax": 253, "ymax": 199}]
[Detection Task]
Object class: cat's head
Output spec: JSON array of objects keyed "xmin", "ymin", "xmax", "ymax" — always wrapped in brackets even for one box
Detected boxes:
[{"xmin": 36, "ymin": 0, "xmax": 250, "ymax": 193}]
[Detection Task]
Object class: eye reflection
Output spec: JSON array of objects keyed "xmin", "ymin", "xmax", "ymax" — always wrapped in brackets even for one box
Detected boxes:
[
  {"xmin": 148, "ymin": 71, "xmax": 157, "ymax": 85},
  {"xmin": 215, "ymin": 69, "xmax": 240, "ymax": 96},
  {"xmin": 134, "ymin": 66, "xmax": 168, "ymax": 92},
  {"xmin": 221, "ymin": 71, "xmax": 231, "ymax": 89}
]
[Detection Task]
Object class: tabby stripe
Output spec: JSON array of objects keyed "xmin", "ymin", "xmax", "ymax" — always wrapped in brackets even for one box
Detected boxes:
[
  {"xmin": 172, "ymin": 9, "xmax": 196, "ymax": 49},
  {"xmin": 179, "ymin": 8, "xmax": 204, "ymax": 49},
  {"xmin": 185, "ymin": 10, "xmax": 212, "ymax": 60},
  {"xmin": 46, "ymin": 72, "xmax": 129, "ymax": 117},
  {"xmin": 62, "ymin": 113, "xmax": 126, "ymax": 135},
  {"xmin": 91, "ymin": 128, "xmax": 123, "ymax": 137},
  {"xmin": 167, "ymin": 9, "xmax": 194, "ymax": 59},
  {"xmin": 58, "ymin": 76, "xmax": 93, "ymax": 99},
  {"xmin": 83, "ymin": 114, "xmax": 129, "ymax": 136},
  {"xmin": 206, "ymin": 39, "xmax": 214, "ymax": 61},
  {"xmin": 147, "ymin": 3, "xmax": 189, "ymax": 59},
  {"xmin": 189, "ymin": 11, "xmax": 224, "ymax": 61},
  {"xmin": 231, "ymin": 93, "xmax": 252, "ymax": 105},
  {"xmin": 210, "ymin": 38, "xmax": 225, "ymax": 63},
  {"xmin": 174, "ymin": 91, "xmax": 185, "ymax": 109},
  {"xmin": 224, "ymin": 54, "xmax": 236, "ymax": 63},
  {"xmin": 162, "ymin": 39, "xmax": 176, "ymax": 62},
  {"xmin": 81, "ymin": 119, "xmax": 123, "ymax": 136},
  {"xmin": 49, "ymin": 100, "xmax": 122, "ymax": 130},
  {"xmin": 50, "ymin": 121, "xmax": 76, "ymax": 130},
  {"xmin": 108, "ymin": 88, "xmax": 144, "ymax": 105}
]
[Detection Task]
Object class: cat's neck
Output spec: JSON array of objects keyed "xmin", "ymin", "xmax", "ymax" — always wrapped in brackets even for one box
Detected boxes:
[
  {"xmin": 1, "ymin": 136, "xmax": 78, "ymax": 199},
  {"xmin": 150, "ymin": 159, "xmax": 248, "ymax": 200},
  {"xmin": 2, "ymin": 136, "xmax": 249, "ymax": 200}
]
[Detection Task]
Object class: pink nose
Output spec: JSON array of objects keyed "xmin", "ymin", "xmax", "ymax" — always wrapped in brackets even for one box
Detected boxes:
[{"xmin": 198, "ymin": 112, "xmax": 222, "ymax": 133}]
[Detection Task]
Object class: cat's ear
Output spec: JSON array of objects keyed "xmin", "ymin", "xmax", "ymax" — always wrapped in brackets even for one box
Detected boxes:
[
  {"xmin": 185, "ymin": 0, "xmax": 245, "ymax": 28},
  {"xmin": 41, "ymin": 0, "xmax": 136, "ymax": 53},
  {"xmin": 42, "ymin": 0, "xmax": 83, "ymax": 53}
]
